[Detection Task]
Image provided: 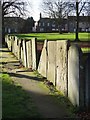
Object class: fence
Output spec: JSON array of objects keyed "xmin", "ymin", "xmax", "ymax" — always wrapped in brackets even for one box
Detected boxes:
[{"xmin": 5, "ymin": 35, "xmax": 90, "ymax": 110}]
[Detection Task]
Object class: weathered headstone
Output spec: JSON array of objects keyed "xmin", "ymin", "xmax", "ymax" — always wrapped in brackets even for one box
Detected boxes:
[
  {"xmin": 38, "ymin": 40, "xmax": 48, "ymax": 77},
  {"xmin": 21, "ymin": 40, "xmax": 24, "ymax": 65},
  {"xmin": 31, "ymin": 38, "xmax": 37, "ymax": 70},
  {"xmin": 17, "ymin": 39, "xmax": 21, "ymax": 59},
  {"xmin": 56, "ymin": 40, "xmax": 68, "ymax": 96},
  {"xmin": 68, "ymin": 45, "xmax": 80, "ymax": 106},
  {"xmin": 23, "ymin": 40, "xmax": 27, "ymax": 67},
  {"xmin": 26, "ymin": 40, "xmax": 32, "ymax": 68},
  {"xmin": 47, "ymin": 41, "xmax": 56, "ymax": 85},
  {"xmin": 14, "ymin": 36, "xmax": 18, "ymax": 57}
]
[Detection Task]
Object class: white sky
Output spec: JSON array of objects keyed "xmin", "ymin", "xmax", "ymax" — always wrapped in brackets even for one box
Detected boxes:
[
  {"xmin": 27, "ymin": 0, "xmax": 89, "ymax": 21},
  {"xmin": 29, "ymin": 0, "xmax": 42, "ymax": 21}
]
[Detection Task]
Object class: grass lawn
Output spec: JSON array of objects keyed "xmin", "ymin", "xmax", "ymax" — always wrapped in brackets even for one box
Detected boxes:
[
  {"xmin": 14, "ymin": 32, "xmax": 90, "ymax": 41},
  {"xmin": 1, "ymin": 74, "xmax": 40, "ymax": 119}
]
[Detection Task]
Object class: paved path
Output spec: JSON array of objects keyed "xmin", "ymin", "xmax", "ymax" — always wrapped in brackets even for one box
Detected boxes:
[{"xmin": 1, "ymin": 47, "xmax": 71, "ymax": 119}]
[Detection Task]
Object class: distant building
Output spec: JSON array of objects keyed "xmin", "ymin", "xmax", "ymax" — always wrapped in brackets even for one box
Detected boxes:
[
  {"xmin": 68, "ymin": 16, "xmax": 90, "ymax": 32},
  {"xmin": 36, "ymin": 14, "xmax": 90, "ymax": 33},
  {"xmin": 36, "ymin": 17, "xmax": 68, "ymax": 33},
  {"xmin": 4, "ymin": 17, "xmax": 35, "ymax": 34}
]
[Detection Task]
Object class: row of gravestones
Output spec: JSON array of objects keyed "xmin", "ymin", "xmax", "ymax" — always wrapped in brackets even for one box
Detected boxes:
[
  {"xmin": 5, "ymin": 35, "xmax": 90, "ymax": 110},
  {"xmin": 5, "ymin": 35, "xmax": 37, "ymax": 70},
  {"xmin": 38, "ymin": 39, "xmax": 90, "ymax": 109}
]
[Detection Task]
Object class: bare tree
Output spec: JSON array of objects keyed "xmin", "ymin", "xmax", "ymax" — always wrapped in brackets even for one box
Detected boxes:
[
  {"xmin": 75, "ymin": 0, "xmax": 90, "ymax": 41},
  {"xmin": 42, "ymin": 0, "xmax": 90, "ymax": 37},
  {"xmin": 42, "ymin": 0, "xmax": 74, "ymax": 33},
  {"xmin": 1, "ymin": 0, "xmax": 31, "ymax": 44},
  {"xmin": 2, "ymin": 0, "xmax": 31, "ymax": 17}
]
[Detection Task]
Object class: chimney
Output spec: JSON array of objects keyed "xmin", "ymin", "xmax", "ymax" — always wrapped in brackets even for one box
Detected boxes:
[{"xmin": 40, "ymin": 13, "xmax": 42, "ymax": 19}]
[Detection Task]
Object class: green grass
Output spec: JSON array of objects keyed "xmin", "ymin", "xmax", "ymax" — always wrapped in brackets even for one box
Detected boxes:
[
  {"xmin": 14, "ymin": 32, "xmax": 90, "ymax": 41},
  {"xmin": 1, "ymin": 74, "xmax": 40, "ymax": 119},
  {"xmin": 81, "ymin": 48, "xmax": 90, "ymax": 53}
]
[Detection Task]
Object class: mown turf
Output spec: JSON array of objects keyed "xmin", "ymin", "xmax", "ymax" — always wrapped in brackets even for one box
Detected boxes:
[
  {"xmin": 1, "ymin": 74, "xmax": 40, "ymax": 119},
  {"xmin": 14, "ymin": 32, "xmax": 90, "ymax": 41}
]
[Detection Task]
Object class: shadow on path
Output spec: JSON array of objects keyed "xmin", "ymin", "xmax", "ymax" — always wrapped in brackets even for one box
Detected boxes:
[{"xmin": 1, "ymin": 72, "xmax": 43, "ymax": 82}]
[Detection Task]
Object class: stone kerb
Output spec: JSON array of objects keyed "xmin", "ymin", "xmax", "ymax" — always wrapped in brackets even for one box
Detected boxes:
[
  {"xmin": 38, "ymin": 40, "xmax": 48, "ymax": 77},
  {"xmin": 56, "ymin": 40, "xmax": 68, "ymax": 96},
  {"xmin": 68, "ymin": 45, "xmax": 80, "ymax": 106}
]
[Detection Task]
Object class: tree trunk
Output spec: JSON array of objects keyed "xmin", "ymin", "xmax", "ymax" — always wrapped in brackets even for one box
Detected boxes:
[
  {"xmin": 2, "ymin": 9, "xmax": 5, "ymax": 45},
  {"xmin": 0, "ymin": 1, "xmax": 2, "ymax": 46},
  {"xmin": 75, "ymin": 2, "xmax": 79, "ymax": 41}
]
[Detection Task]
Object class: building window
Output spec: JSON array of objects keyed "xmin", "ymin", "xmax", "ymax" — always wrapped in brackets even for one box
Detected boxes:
[
  {"xmin": 40, "ymin": 28, "xmax": 44, "ymax": 32},
  {"xmin": 5, "ymin": 27, "xmax": 7, "ymax": 33},
  {"xmin": 43, "ymin": 22, "xmax": 45, "ymax": 26},
  {"xmin": 39, "ymin": 23, "xmax": 41, "ymax": 26},
  {"xmin": 15, "ymin": 29, "xmax": 17, "ymax": 33},
  {"xmin": 47, "ymin": 23, "xmax": 50, "ymax": 26},
  {"xmin": 52, "ymin": 24, "xmax": 55, "ymax": 27},
  {"xmin": 8, "ymin": 28, "xmax": 11, "ymax": 33}
]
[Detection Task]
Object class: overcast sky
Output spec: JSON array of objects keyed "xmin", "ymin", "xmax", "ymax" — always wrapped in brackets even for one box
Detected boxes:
[
  {"xmin": 28, "ymin": 0, "xmax": 89, "ymax": 21},
  {"xmin": 30, "ymin": 0, "xmax": 42, "ymax": 21}
]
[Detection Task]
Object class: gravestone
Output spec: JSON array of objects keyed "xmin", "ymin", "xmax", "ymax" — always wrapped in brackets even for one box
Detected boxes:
[
  {"xmin": 17, "ymin": 39, "xmax": 21, "ymax": 59},
  {"xmin": 38, "ymin": 40, "xmax": 48, "ymax": 77},
  {"xmin": 47, "ymin": 41, "xmax": 56, "ymax": 85},
  {"xmin": 31, "ymin": 38, "xmax": 37, "ymax": 70},
  {"xmin": 68, "ymin": 45, "xmax": 80, "ymax": 106},
  {"xmin": 56, "ymin": 40, "xmax": 68, "ymax": 96},
  {"xmin": 23, "ymin": 40, "xmax": 27, "ymax": 67},
  {"xmin": 21, "ymin": 40, "xmax": 24, "ymax": 65},
  {"xmin": 26, "ymin": 40, "xmax": 32, "ymax": 68}
]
